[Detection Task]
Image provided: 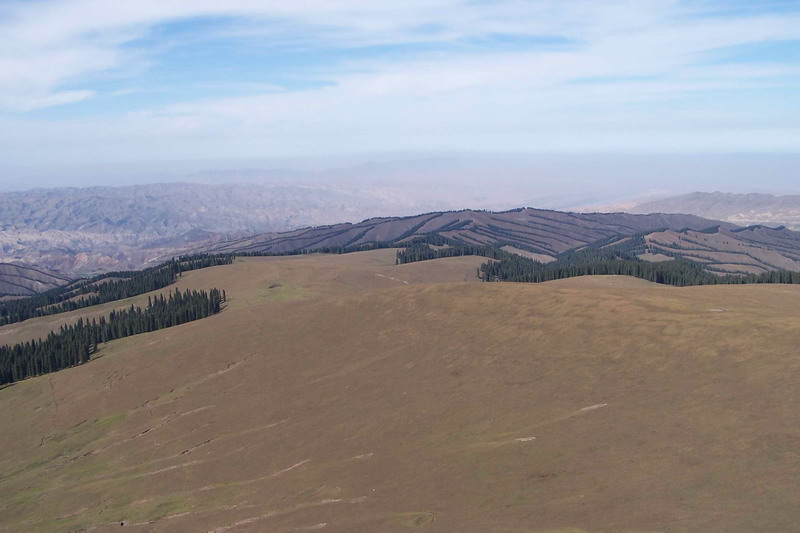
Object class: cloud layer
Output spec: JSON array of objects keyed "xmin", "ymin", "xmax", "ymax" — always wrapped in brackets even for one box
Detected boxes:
[{"xmin": 0, "ymin": 0, "xmax": 799, "ymax": 167}]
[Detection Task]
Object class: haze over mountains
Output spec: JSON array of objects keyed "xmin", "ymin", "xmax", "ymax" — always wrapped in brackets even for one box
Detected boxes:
[
  {"xmin": 623, "ymin": 191, "xmax": 800, "ymax": 230},
  {"xmin": 0, "ymin": 182, "xmax": 440, "ymax": 278},
  {"xmin": 4, "ymin": 183, "xmax": 800, "ymax": 295},
  {"xmin": 0, "ymin": 174, "xmax": 562, "ymax": 279}
]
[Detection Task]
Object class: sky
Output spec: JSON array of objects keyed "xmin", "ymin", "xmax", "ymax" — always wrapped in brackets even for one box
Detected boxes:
[{"xmin": 0, "ymin": 0, "xmax": 799, "ymax": 192}]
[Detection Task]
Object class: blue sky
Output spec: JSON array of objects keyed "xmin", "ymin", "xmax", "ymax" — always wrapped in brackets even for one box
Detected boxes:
[{"xmin": 0, "ymin": 0, "xmax": 799, "ymax": 182}]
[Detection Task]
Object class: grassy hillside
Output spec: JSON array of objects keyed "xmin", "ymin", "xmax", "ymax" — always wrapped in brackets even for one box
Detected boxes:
[
  {"xmin": 1, "ymin": 250, "xmax": 799, "ymax": 532},
  {"xmin": 0, "ymin": 250, "xmax": 482, "ymax": 347}
]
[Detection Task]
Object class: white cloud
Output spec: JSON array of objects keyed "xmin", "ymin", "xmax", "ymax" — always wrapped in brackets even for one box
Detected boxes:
[
  {"xmin": 0, "ymin": 0, "xmax": 798, "ymax": 162},
  {"xmin": 5, "ymin": 0, "xmax": 789, "ymax": 111}
]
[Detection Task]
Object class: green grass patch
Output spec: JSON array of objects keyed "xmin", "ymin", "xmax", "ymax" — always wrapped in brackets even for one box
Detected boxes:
[
  {"xmin": 392, "ymin": 511, "xmax": 435, "ymax": 527},
  {"xmin": 262, "ymin": 282, "xmax": 308, "ymax": 302},
  {"xmin": 231, "ymin": 281, "xmax": 312, "ymax": 310}
]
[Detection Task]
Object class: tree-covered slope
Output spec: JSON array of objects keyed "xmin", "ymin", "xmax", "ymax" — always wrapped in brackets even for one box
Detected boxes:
[
  {"xmin": 198, "ymin": 206, "xmax": 800, "ymax": 275},
  {"xmin": 199, "ymin": 207, "xmax": 727, "ymax": 256}
]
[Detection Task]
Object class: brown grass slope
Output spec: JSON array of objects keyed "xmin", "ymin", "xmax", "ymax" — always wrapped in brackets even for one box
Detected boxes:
[
  {"xmin": 1, "ymin": 251, "xmax": 799, "ymax": 532},
  {"xmin": 0, "ymin": 250, "xmax": 483, "ymax": 347}
]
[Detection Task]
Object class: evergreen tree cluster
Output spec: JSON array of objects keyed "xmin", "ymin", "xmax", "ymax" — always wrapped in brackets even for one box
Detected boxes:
[
  {"xmin": 396, "ymin": 242, "xmax": 511, "ymax": 264},
  {"xmin": 480, "ymin": 253, "xmax": 718, "ymax": 285},
  {"xmin": 395, "ymin": 241, "xmax": 800, "ymax": 287},
  {"xmin": 0, "ymin": 287, "xmax": 225, "ymax": 385},
  {"xmin": 479, "ymin": 252, "xmax": 800, "ymax": 285},
  {"xmin": 236, "ymin": 241, "xmax": 398, "ymax": 257},
  {"xmin": 0, "ymin": 254, "xmax": 232, "ymax": 327},
  {"xmin": 233, "ymin": 233, "xmax": 460, "ymax": 259}
]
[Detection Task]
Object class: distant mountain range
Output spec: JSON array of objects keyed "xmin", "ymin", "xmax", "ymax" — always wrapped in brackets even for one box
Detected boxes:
[
  {"xmin": 625, "ymin": 192, "xmax": 800, "ymax": 230},
  {"xmin": 0, "ymin": 182, "xmax": 432, "ymax": 277},
  {"xmin": 4, "ymin": 184, "xmax": 800, "ymax": 296}
]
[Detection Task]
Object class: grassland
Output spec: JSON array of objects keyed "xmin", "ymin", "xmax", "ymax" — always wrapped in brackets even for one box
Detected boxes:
[{"xmin": 1, "ymin": 249, "xmax": 799, "ymax": 532}]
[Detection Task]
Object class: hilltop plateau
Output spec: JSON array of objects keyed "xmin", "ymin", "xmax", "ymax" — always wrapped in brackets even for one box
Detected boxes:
[{"xmin": 1, "ymin": 250, "xmax": 799, "ymax": 532}]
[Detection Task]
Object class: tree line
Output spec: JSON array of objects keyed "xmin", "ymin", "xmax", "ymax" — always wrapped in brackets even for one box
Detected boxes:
[
  {"xmin": 479, "ymin": 253, "xmax": 800, "ymax": 285},
  {"xmin": 396, "ymin": 240, "xmax": 800, "ymax": 287},
  {"xmin": 232, "ymin": 233, "xmax": 461, "ymax": 259},
  {"xmin": 396, "ymin": 242, "xmax": 510, "ymax": 264},
  {"xmin": 0, "ymin": 287, "xmax": 225, "ymax": 385},
  {"xmin": 0, "ymin": 254, "xmax": 232, "ymax": 327}
]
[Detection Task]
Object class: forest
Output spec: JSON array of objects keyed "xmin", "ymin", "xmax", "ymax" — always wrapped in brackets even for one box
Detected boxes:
[
  {"xmin": 0, "ymin": 288, "xmax": 224, "ymax": 385},
  {"xmin": 396, "ymin": 240, "xmax": 800, "ymax": 287},
  {"xmin": 0, "ymin": 254, "xmax": 232, "ymax": 327}
]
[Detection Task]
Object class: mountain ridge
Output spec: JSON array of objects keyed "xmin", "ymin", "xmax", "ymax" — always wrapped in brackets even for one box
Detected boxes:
[
  {"xmin": 0, "ymin": 262, "xmax": 73, "ymax": 296},
  {"xmin": 626, "ymin": 191, "xmax": 800, "ymax": 230},
  {"xmin": 0, "ymin": 182, "xmax": 433, "ymax": 275},
  {"xmin": 194, "ymin": 206, "xmax": 800, "ymax": 276},
  {"xmin": 5, "ymin": 185, "xmax": 800, "ymax": 290},
  {"xmin": 196, "ymin": 207, "xmax": 730, "ymax": 256}
]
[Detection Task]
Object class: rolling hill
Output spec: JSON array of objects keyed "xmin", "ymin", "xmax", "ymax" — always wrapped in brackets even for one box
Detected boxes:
[
  {"xmin": 198, "ymin": 207, "xmax": 800, "ymax": 275},
  {"xmin": 1, "ymin": 251, "xmax": 799, "ymax": 532},
  {"xmin": 198, "ymin": 208, "xmax": 726, "ymax": 257}
]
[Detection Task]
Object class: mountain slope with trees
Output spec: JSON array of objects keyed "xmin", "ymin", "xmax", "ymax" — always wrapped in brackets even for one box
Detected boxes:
[
  {"xmin": 199, "ymin": 207, "xmax": 727, "ymax": 256},
  {"xmin": 199, "ymin": 207, "xmax": 800, "ymax": 275},
  {"xmin": 0, "ymin": 288, "xmax": 224, "ymax": 385}
]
